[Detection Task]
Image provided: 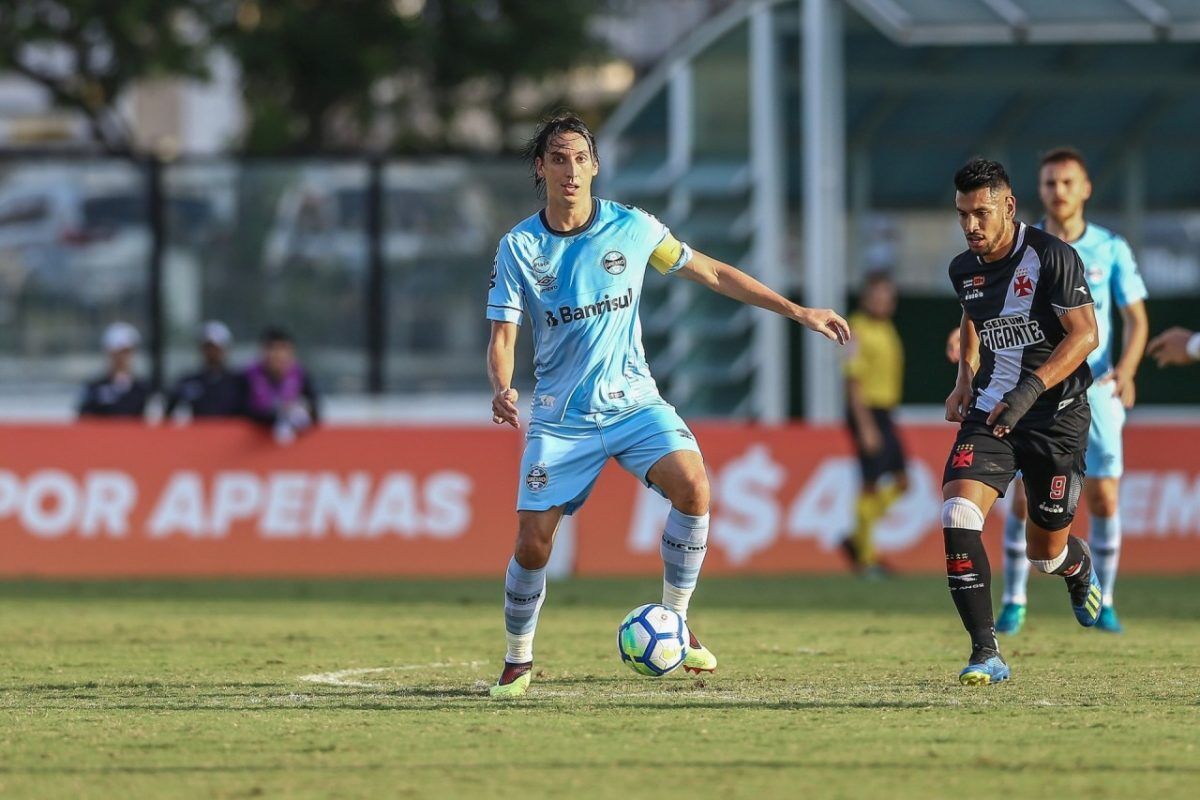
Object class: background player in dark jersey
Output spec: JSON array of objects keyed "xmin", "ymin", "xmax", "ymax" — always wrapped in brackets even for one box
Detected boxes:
[{"xmin": 941, "ymin": 158, "xmax": 1101, "ymax": 686}]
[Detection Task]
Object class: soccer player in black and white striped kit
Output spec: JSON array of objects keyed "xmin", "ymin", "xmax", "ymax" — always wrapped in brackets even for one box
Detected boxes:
[{"xmin": 941, "ymin": 158, "xmax": 1104, "ymax": 685}]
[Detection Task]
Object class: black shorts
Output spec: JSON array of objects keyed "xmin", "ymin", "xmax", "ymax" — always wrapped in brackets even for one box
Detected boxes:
[
  {"xmin": 847, "ymin": 407, "xmax": 907, "ymax": 484},
  {"xmin": 942, "ymin": 398, "xmax": 1090, "ymax": 530}
]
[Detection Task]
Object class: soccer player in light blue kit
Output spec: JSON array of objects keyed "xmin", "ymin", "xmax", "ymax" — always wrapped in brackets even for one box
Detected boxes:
[
  {"xmin": 996, "ymin": 148, "xmax": 1149, "ymax": 635},
  {"xmin": 486, "ymin": 113, "xmax": 851, "ymax": 697}
]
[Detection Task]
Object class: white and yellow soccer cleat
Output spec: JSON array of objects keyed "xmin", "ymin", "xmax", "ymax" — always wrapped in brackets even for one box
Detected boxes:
[
  {"xmin": 682, "ymin": 629, "xmax": 717, "ymax": 674},
  {"xmin": 489, "ymin": 661, "xmax": 533, "ymax": 699}
]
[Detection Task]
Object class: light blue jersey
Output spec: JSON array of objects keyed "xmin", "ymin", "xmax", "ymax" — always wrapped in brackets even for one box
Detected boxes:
[
  {"xmin": 486, "ymin": 198, "xmax": 691, "ymax": 423},
  {"xmin": 1038, "ymin": 222, "xmax": 1148, "ymax": 376},
  {"xmin": 1037, "ymin": 220, "xmax": 1147, "ymax": 479},
  {"xmin": 487, "ymin": 198, "xmax": 700, "ymax": 514}
]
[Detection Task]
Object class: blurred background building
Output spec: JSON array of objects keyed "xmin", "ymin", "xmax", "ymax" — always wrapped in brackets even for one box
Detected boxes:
[{"xmin": 0, "ymin": 0, "xmax": 1197, "ymax": 422}]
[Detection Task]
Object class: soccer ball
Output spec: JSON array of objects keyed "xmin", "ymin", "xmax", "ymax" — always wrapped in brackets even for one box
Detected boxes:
[{"xmin": 617, "ymin": 603, "xmax": 689, "ymax": 676}]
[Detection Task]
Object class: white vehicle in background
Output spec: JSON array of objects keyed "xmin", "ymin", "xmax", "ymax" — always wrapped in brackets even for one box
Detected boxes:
[
  {"xmin": 260, "ymin": 160, "xmax": 500, "ymax": 390},
  {"xmin": 0, "ymin": 165, "xmax": 216, "ymax": 312},
  {"xmin": 261, "ymin": 161, "xmax": 491, "ymax": 274}
]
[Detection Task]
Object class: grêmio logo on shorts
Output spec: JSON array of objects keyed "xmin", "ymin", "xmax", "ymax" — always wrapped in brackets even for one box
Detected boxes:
[
  {"xmin": 978, "ymin": 315, "xmax": 1045, "ymax": 351},
  {"xmin": 544, "ymin": 287, "xmax": 634, "ymax": 328}
]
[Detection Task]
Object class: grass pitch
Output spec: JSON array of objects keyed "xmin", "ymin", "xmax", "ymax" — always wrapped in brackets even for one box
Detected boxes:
[{"xmin": 1, "ymin": 575, "xmax": 1197, "ymax": 799}]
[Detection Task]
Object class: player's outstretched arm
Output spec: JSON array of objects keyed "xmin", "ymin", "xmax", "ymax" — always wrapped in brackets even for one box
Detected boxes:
[
  {"xmin": 676, "ymin": 249, "xmax": 850, "ymax": 344},
  {"xmin": 488, "ymin": 321, "xmax": 521, "ymax": 428},
  {"xmin": 987, "ymin": 304, "xmax": 1097, "ymax": 437},
  {"xmin": 1147, "ymin": 326, "xmax": 1200, "ymax": 367}
]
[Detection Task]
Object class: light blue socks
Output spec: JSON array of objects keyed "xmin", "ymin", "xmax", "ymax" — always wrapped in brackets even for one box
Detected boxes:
[
  {"xmin": 503, "ymin": 556, "xmax": 546, "ymax": 662},
  {"xmin": 1002, "ymin": 512, "xmax": 1030, "ymax": 605},
  {"xmin": 1090, "ymin": 514, "xmax": 1121, "ymax": 607},
  {"xmin": 660, "ymin": 508, "xmax": 710, "ymax": 620}
]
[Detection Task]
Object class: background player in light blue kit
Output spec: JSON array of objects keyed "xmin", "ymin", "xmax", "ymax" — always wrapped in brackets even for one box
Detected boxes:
[
  {"xmin": 485, "ymin": 113, "xmax": 851, "ymax": 697},
  {"xmin": 997, "ymin": 148, "xmax": 1149, "ymax": 635}
]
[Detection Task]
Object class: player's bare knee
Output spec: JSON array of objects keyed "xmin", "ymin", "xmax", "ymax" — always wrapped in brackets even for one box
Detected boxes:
[
  {"xmin": 1025, "ymin": 523, "xmax": 1070, "ymax": 561},
  {"xmin": 941, "ymin": 480, "xmax": 998, "ymax": 516},
  {"xmin": 672, "ymin": 477, "xmax": 709, "ymax": 516},
  {"xmin": 1086, "ymin": 482, "xmax": 1119, "ymax": 517},
  {"xmin": 514, "ymin": 515, "xmax": 558, "ymax": 569},
  {"xmin": 660, "ymin": 464, "xmax": 708, "ymax": 514},
  {"xmin": 1089, "ymin": 495, "xmax": 1117, "ymax": 517},
  {"xmin": 513, "ymin": 534, "xmax": 552, "ymax": 570}
]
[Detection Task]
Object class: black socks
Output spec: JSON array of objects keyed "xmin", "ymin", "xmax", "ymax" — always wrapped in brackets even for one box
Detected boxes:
[
  {"xmin": 945, "ymin": 527, "xmax": 997, "ymax": 657},
  {"xmin": 1052, "ymin": 535, "xmax": 1089, "ymax": 579}
]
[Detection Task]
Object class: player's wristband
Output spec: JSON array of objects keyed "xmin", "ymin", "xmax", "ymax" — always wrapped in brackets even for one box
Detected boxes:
[
  {"xmin": 994, "ymin": 373, "xmax": 1046, "ymax": 429},
  {"xmin": 1187, "ymin": 332, "xmax": 1200, "ymax": 362}
]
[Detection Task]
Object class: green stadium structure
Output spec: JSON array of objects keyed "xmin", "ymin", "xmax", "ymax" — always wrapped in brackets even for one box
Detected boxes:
[{"xmin": 599, "ymin": 0, "xmax": 1200, "ymax": 421}]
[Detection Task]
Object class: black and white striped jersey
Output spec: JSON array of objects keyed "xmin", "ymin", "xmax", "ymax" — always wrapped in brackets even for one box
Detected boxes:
[{"xmin": 949, "ymin": 222, "xmax": 1095, "ymax": 426}]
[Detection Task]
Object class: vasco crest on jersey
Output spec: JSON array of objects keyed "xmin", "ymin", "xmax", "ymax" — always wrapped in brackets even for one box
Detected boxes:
[
  {"xmin": 1011, "ymin": 265, "xmax": 1035, "ymax": 297},
  {"xmin": 951, "ymin": 443, "xmax": 974, "ymax": 469}
]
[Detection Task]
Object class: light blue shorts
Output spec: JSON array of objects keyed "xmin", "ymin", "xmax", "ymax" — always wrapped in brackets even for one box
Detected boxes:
[
  {"xmin": 517, "ymin": 402, "xmax": 702, "ymax": 515},
  {"xmin": 1086, "ymin": 381, "xmax": 1126, "ymax": 479}
]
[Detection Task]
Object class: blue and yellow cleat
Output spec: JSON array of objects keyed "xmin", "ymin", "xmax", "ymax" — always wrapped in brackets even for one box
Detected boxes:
[
  {"xmin": 959, "ymin": 653, "xmax": 1011, "ymax": 686},
  {"xmin": 995, "ymin": 602, "xmax": 1026, "ymax": 635},
  {"xmin": 1095, "ymin": 605, "xmax": 1123, "ymax": 633},
  {"xmin": 489, "ymin": 660, "xmax": 533, "ymax": 699},
  {"xmin": 1066, "ymin": 543, "xmax": 1103, "ymax": 628}
]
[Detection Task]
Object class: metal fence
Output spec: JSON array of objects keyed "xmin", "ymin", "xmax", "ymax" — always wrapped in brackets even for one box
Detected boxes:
[
  {"xmin": 2, "ymin": 150, "xmax": 1197, "ymax": 413},
  {"xmin": 0, "ymin": 154, "xmax": 538, "ymax": 400}
]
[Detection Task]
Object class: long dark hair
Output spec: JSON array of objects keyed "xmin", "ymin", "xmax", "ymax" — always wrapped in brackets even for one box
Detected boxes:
[{"xmin": 521, "ymin": 112, "xmax": 598, "ymax": 197}]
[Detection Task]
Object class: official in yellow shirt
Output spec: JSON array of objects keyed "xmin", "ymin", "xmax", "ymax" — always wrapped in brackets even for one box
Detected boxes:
[{"xmin": 841, "ymin": 273, "xmax": 909, "ymax": 575}]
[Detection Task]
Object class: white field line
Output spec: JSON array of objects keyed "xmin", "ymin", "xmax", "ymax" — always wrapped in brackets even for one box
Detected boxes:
[
  {"xmin": 463, "ymin": 678, "xmax": 791, "ymax": 702},
  {"xmin": 303, "ymin": 665, "xmax": 756, "ymax": 699},
  {"xmin": 301, "ymin": 668, "xmax": 971, "ymax": 706},
  {"xmin": 298, "ymin": 661, "xmax": 488, "ymax": 688}
]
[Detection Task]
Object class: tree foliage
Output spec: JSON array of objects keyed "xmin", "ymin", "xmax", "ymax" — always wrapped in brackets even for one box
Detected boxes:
[
  {"xmin": 0, "ymin": 0, "xmax": 213, "ymax": 152},
  {"xmin": 423, "ymin": 0, "xmax": 604, "ymax": 143},
  {"xmin": 210, "ymin": 0, "xmax": 423, "ymax": 152},
  {"xmin": 0, "ymin": 0, "xmax": 608, "ymax": 153},
  {"xmin": 219, "ymin": 0, "xmax": 605, "ymax": 152}
]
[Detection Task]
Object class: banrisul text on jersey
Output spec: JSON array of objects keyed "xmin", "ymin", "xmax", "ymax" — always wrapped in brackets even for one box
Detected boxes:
[{"xmin": 485, "ymin": 198, "xmax": 692, "ymax": 423}]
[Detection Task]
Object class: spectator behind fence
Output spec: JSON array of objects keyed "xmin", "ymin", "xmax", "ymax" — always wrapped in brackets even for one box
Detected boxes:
[
  {"xmin": 78, "ymin": 322, "xmax": 150, "ymax": 419},
  {"xmin": 164, "ymin": 321, "xmax": 245, "ymax": 420},
  {"xmin": 243, "ymin": 327, "xmax": 320, "ymax": 443}
]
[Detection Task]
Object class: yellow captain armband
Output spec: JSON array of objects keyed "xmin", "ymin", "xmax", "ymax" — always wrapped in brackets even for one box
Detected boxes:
[{"xmin": 649, "ymin": 233, "xmax": 687, "ymax": 274}]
